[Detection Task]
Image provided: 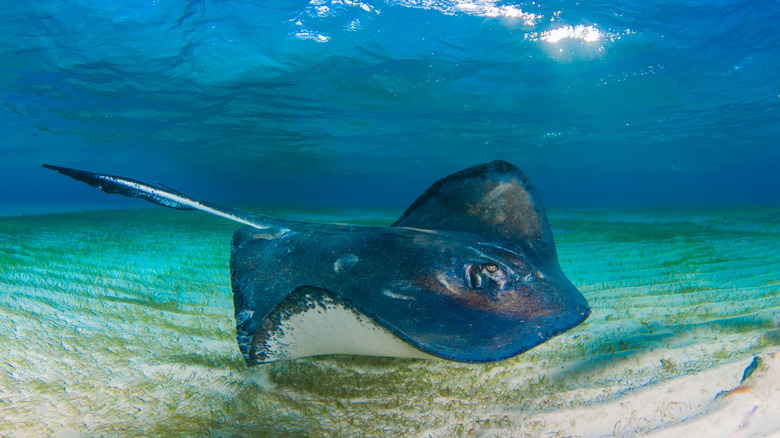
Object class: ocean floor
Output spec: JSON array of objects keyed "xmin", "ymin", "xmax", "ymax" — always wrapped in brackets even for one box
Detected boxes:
[{"xmin": 0, "ymin": 206, "xmax": 778, "ymax": 437}]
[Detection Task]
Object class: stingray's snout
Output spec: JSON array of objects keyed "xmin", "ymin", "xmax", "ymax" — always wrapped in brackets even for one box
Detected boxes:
[
  {"xmin": 547, "ymin": 279, "xmax": 590, "ymax": 329},
  {"xmin": 576, "ymin": 303, "xmax": 591, "ymax": 322},
  {"xmin": 566, "ymin": 289, "xmax": 591, "ymax": 327}
]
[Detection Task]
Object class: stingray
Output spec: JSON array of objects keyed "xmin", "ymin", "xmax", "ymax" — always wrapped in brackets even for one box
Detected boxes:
[{"xmin": 42, "ymin": 161, "xmax": 590, "ymax": 365}]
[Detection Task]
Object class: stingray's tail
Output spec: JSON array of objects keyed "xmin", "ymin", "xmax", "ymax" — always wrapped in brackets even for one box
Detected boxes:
[{"xmin": 41, "ymin": 164, "xmax": 288, "ymax": 233}]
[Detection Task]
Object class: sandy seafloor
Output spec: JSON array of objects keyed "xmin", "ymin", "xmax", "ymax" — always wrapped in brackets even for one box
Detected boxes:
[{"xmin": 0, "ymin": 206, "xmax": 778, "ymax": 437}]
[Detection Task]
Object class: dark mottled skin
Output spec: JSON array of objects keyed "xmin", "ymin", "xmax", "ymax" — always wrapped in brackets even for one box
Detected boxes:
[
  {"xmin": 44, "ymin": 160, "xmax": 590, "ymax": 365},
  {"xmin": 231, "ymin": 161, "xmax": 590, "ymax": 364}
]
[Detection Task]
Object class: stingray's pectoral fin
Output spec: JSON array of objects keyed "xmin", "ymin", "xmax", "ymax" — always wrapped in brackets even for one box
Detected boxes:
[{"xmin": 41, "ymin": 164, "xmax": 287, "ymax": 232}]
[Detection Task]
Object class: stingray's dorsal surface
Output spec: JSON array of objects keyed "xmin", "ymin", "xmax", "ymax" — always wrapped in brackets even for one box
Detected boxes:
[
  {"xmin": 393, "ymin": 160, "xmax": 557, "ymax": 269},
  {"xmin": 43, "ymin": 161, "xmax": 590, "ymax": 366},
  {"xmin": 232, "ymin": 161, "xmax": 588, "ymax": 364}
]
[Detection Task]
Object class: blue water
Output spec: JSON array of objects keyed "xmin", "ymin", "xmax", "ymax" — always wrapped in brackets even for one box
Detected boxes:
[
  {"xmin": 2, "ymin": 3, "xmax": 780, "ymax": 434},
  {"xmin": 2, "ymin": 0, "xmax": 779, "ymax": 210}
]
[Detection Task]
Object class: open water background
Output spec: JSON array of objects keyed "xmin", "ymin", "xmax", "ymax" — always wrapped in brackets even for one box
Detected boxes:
[{"xmin": 1, "ymin": 0, "xmax": 779, "ymax": 210}]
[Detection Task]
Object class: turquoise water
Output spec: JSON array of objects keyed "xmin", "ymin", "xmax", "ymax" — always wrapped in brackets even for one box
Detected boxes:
[{"xmin": 1, "ymin": 207, "xmax": 778, "ymax": 436}]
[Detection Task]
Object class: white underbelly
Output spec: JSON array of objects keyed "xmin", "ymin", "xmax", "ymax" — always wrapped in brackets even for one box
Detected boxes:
[{"xmin": 256, "ymin": 294, "xmax": 436, "ymax": 362}]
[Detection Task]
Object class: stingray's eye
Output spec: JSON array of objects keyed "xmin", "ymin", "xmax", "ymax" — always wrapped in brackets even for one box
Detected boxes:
[{"xmin": 466, "ymin": 263, "xmax": 505, "ymax": 290}]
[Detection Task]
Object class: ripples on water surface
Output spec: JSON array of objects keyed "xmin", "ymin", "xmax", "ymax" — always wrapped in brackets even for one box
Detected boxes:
[{"xmin": 2, "ymin": 0, "xmax": 779, "ymax": 206}]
